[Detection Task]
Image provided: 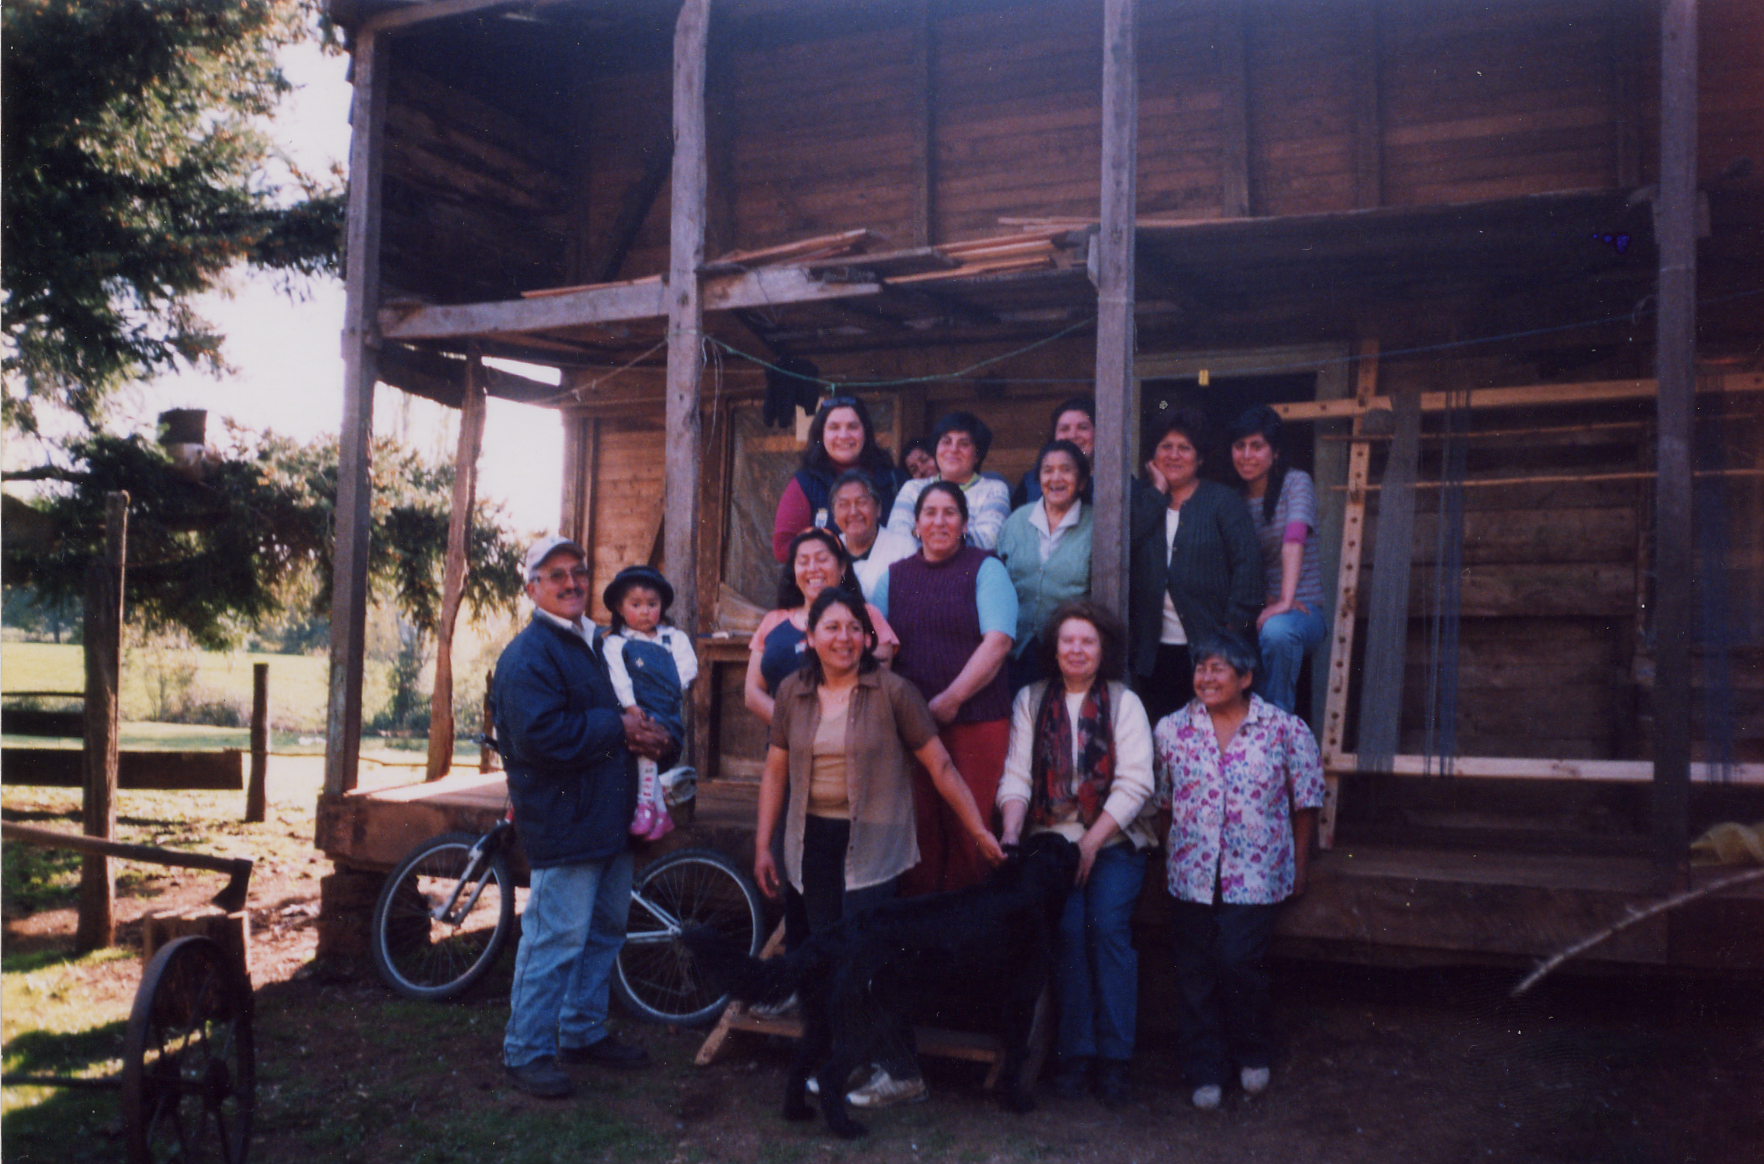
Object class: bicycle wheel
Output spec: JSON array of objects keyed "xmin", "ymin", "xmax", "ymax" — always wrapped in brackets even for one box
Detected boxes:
[
  {"xmin": 370, "ymin": 830, "xmax": 515, "ymax": 1001},
  {"xmin": 614, "ymin": 847, "xmax": 764, "ymax": 1027},
  {"xmin": 121, "ymin": 936, "xmax": 255, "ymax": 1164}
]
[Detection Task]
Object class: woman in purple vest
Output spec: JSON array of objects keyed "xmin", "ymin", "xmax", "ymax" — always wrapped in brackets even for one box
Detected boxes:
[{"xmin": 871, "ymin": 480, "xmax": 1019, "ymax": 896}]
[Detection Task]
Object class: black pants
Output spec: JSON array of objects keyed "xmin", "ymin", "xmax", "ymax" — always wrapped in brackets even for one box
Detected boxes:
[
  {"xmin": 1169, "ymin": 898, "xmax": 1279, "ymax": 1087},
  {"xmin": 1137, "ymin": 643, "xmax": 1195, "ymax": 729}
]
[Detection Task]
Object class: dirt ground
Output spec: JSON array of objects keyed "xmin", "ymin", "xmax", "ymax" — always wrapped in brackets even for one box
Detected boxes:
[{"xmin": 4, "ymin": 786, "xmax": 1762, "ymax": 1164}]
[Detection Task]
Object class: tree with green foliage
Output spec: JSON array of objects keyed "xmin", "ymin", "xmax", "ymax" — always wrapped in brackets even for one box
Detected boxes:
[
  {"xmin": 2, "ymin": 0, "xmax": 344, "ymax": 433},
  {"xmin": 2, "ymin": 426, "xmax": 526, "ymax": 651}
]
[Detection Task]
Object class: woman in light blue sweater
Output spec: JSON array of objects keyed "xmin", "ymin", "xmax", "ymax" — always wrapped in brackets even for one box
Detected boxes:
[{"xmin": 995, "ymin": 440, "xmax": 1094, "ymax": 689}]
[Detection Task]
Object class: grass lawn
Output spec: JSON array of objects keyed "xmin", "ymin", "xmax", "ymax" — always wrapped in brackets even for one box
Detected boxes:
[{"xmin": 2, "ymin": 641, "xmax": 346, "ymax": 732}]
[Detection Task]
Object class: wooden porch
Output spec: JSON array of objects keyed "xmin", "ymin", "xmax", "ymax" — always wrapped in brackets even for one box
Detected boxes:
[{"xmin": 314, "ymin": 769, "xmax": 1764, "ymax": 977}]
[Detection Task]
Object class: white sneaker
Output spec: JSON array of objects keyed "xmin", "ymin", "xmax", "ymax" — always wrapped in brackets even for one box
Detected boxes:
[
  {"xmin": 1240, "ymin": 1066, "xmax": 1270, "ymax": 1096},
  {"xmin": 846, "ymin": 1068, "xmax": 928, "ymax": 1109},
  {"xmin": 748, "ymin": 992, "xmax": 801, "ymax": 1019},
  {"xmin": 1191, "ymin": 1084, "xmax": 1223, "ymax": 1110},
  {"xmin": 805, "ymin": 1064, "xmax": 870, "ymax": 1098}
]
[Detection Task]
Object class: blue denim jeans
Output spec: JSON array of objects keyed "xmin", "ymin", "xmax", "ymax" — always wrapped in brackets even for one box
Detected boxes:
[
  {"xmin": 1255, "ymin": 606, "xmax": 1328, "ymax": 714},
  {"xmin": 503, "ymin": 850, "xmax": 633, "ymax": 1068},
  {"xmin": 1054, "ymin": 841, "xmax": 1149, "ymax": 1062}
]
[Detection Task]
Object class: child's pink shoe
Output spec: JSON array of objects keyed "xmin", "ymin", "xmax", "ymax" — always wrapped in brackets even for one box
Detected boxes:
[
  {"xmin": 641, "ymin": 806, "xmax": 675, "ymax": 842},
  {"xmin": 629, "ymin": 801, "xmax": 658, "ymax": 837}
]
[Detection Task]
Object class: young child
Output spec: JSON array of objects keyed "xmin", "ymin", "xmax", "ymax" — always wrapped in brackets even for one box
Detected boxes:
[{"xmin": 601, "ymin": 565, "xmax": 698, "ymax": 841}]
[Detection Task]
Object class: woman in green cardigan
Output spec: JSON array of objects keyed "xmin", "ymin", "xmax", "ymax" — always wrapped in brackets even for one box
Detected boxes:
[{"xmin": 996, "ymin": 439, "xmax": 1094, "ymax": 690}]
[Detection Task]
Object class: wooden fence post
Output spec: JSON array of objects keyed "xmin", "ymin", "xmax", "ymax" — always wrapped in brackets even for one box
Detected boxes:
[
  {"xmin": 77, "ymin": 491, "xmax": 126, "ymax": 951},
  {"xmin": 246, "ymin": 662, "xmax": 269, "ymax": 822}
]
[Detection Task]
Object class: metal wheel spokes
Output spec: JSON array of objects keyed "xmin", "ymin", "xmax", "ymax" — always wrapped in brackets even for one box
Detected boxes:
[
  {"xmin": 122, "ymin": 936, "xmax": 255, "ymax": 1164},
  {"xmin": 616, "ymin": 851, "xmax": 763, "ymax": 1026}
]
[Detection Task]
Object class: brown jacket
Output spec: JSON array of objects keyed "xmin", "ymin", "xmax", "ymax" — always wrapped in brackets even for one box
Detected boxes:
[{"xmin": 770, "ymin": 666, "xmax": 938, "ymax": 892}]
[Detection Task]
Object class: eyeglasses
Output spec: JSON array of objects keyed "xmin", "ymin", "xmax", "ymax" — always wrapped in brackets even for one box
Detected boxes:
[{"xmin": 535, "ymin": 566, "xmax": 591, "ymax": 585}]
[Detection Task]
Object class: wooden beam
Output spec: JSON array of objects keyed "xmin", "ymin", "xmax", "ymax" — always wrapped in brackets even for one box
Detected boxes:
[
  {"xmin": 1318, "ymin": 341, "xmax": 1377, "ymax": 849},
  {"xmin": 1217, "ymin": 0, "xmax": 1251, "ymax": 218},
  {"xmin": 1325, "ymin": 755, "xmax": 1762, "ymax": 785},
  {"xmin": 1652, "ymin": 0, "xmax": 1698, "ymax": 881},
  {"xmin": 326, "ymin": 25, "xmax": 387, "ymax": 798},
  {"xmin": 426, "ymin": 351, "xmax": 486, "ymax": 781},
  {"xmin": 6, "ymin": 749, "xmax": 246, "ymax": 791},
  {"xmin": 908, "ymin": 0, "xmax": 935, "ymax": 246},
  {"xmin": 666, "ymin": 0, "xmax": 710, "ymax": 641},
  {"xmin": 1272, "ymin": 372, "xmax": 1764, "ymax": 422},
  {"xmin": 246, "ymin": 664, "xmax": 269, "ymax": 822},
  {"xmin": 358, "ymin": 0, "xmax": 546, "ymax": 34},
  {"xmin": 377, "ymin": 343, "xmax": 560, "ymax": 407},
  {"xmin": 1091, "ymin": 0, "xmax": 1138, "ymax": 625},
  {"xmin": 76, "ymin": 491, "xmax": 125, "ymax": 952},
  {"xmin": 377, "ymin": 267, "xmax": 878, "ymax": 342}
]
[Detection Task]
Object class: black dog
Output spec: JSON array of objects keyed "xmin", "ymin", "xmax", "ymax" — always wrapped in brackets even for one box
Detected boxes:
[{"xmin": 686, "ymin": 833, "xmax": 1079, "ymax": 1139}]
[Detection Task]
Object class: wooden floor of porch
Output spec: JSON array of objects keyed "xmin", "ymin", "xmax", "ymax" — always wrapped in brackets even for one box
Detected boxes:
[{"xmin": 314, "ymin": 775, "xmax": 1764, "ymax": 976}]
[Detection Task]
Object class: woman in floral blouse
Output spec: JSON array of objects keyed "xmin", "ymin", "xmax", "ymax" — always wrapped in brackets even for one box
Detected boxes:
[{"xmin": 1151, "ymin": 629, "xmax": 1324, "ymax": 1111}]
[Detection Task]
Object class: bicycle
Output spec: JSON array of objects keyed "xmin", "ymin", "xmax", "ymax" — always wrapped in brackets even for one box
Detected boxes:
[{"xmin": 369, "ymin": 764, "xmax": 764, "ymax": 1027}]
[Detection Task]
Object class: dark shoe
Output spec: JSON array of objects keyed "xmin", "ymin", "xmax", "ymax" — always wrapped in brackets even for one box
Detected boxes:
[
  {"xmin": 1049, "ymin": 1056, "xmax": 1093, "ymax": 1099},
  {"xmin": 505, "ymin": 1056, "xmax": 574, "ymax": 1098},
  {"xmin": 1095, "ymin": 1058, "xmax": 1131, "ymax": 1107},
  {"xmin": 559, "ymin": 1033, "xmax": 651, "ymax": 1069}
]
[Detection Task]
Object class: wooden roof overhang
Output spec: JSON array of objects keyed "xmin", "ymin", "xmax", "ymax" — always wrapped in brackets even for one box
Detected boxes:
[{"xmin": 373, "ymin": 188, "xmax": 1660, "ymax": 411}]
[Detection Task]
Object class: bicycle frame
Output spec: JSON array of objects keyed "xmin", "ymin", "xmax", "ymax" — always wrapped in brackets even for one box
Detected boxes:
[{"xmin": 433, "ymin": 820, "xmax": 512, "ymax": 926}]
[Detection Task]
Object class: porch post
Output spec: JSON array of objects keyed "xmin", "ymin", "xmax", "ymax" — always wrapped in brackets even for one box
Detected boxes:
[
  {"xmin": 326, "ymin": 26, "xmax": 386, "ymax": 797},
  {"xmin": 1651, "ymin": 0, "xmax": 1697, "ymax": 881},
  {"xmin": 665, "ymin": 0, "xmax": 710, "ymax": 640},
  {"xmin": 1092, "ymin": 0, "xmax": 1138, "ymax": 621}
]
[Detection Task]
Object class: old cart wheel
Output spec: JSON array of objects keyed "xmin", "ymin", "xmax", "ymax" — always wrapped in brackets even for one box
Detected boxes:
[{"xmin": 122, "ymin": 936, "xmax": 255, "ymax": 1164}]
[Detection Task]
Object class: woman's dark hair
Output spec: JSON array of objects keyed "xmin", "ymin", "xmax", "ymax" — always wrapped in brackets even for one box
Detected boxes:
[
  {"xmin": 1034, "ymin": 439, "xmax": 1091, "ymax": 487},
  {"xmin": 799, "ymin": 588, "xmax": 881, "ymax": 684},
  {"xmin": 912, "ymin": 478, "xmax": 969, "ymax": 523},
  {"xmin": 1188, "ymin": 628, "xmax": 1259, "ymax": 680},
  {"xmin": 1047, "ymin": 396, "xmax": 1096, "ymax": 439},
  {"xmin": 931, "ymin": 410, "xmax": 993, "ymax": 468},
  {"xmin": 801, "ymin": 395, "xmax": 895, "ymax": 478},
  {"xmin": 775, "ymin": 527, "xmax": 856, "ymax": 609},
  {"xmin": 1229, "ymin": 404, "xmax": 1287, "ymax": 524},
  {"xmin": 1036, "ymin": 599, "xmax": 1128, "ymax": 683},
  {"xmin": 903, "ymin": 436, "xmax": 935, "ymax": 462},
  {"xmin": 1142, "ymin": 406, "xmax": 1213, "ymax": 470}
]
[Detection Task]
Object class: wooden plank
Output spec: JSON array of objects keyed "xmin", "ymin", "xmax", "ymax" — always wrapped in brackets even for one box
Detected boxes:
[
  {"xmin": 5, "ymin": 749, "xmax": 246, "ymax": 791},
  {"xmin": 1274, "ymin": 372, "xmax": 1764, "ymax": 422},
  {"xmin": 327, "ymin": 26, "xmax": 386, "ymax": 798},
  {"xmin": 1091, "ymin": 0, "xmax": 1137, "ymax": 625},
  {"xmin": 1217, "ymin": 0, "xmax": 1250, "ymax": 217},
  {"xmin": 1350, "ymin": 0, "xmax": 1383, "ymax": 207},
  {"xmin": 1325, "ymin": 754, "xmax": 1763, "ymax": 785},
  {"xmin": 1653, "ymin": 0, "xmax": 1699, "ymax": 879},
  {"xmin": 426, "ymin": 353, "xmax": 486, "ymax": 782},
  {"xmin": 378, "ymin": 267, "xmax": 880, "ymax": 342},
  {"xmin": 77, "ymin": 491, "xmax": 125, "ymax": 951},
  {"xmin": 1319, "ymin": 339, "xmax": 1378, "ymax": 847},
  {"xmin": 909, "ymin": 0, "xmax": 934, "ymax": 246},
  {"xmin": 246, "ymin": 663, "xmax": 269, "ymax": 823}
]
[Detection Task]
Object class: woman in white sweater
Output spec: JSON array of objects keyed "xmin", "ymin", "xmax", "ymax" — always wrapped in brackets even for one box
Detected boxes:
[{"xmin": 997, "ymin": 600, "xmax": 1156, "ymax": 1109}]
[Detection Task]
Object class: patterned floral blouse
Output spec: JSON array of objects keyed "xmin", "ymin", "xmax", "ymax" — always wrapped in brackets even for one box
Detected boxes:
[{"xmin": 1152, "ymin": 694, "xmax": 1325, "ymax": 905}]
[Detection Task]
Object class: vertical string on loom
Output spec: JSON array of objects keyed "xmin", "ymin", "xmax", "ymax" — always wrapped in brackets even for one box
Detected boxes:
[{"xmin": 1423, "ymin": 382, "xmax": 1468, "ymax": 778}]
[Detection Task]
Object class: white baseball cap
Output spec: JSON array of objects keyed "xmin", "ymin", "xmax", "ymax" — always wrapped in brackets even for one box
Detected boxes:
[{"xmin": 524, "ymin": 535, "xmax": 588, "ymax": 580}]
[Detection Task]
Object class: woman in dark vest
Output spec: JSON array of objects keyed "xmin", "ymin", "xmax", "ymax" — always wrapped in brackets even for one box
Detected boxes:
[
  {"xmin": 773, "ymin": 395, "xmax": 898, "ymax": 563},
  {"xmin": 871, "ymin": 480, "xmax": 1019, "ymax": 895}
]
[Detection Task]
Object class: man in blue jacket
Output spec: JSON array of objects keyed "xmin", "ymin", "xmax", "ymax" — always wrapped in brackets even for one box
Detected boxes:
[{"xmin": 493, "ymin": 535, "xmax": 673, "ymax": 1099}]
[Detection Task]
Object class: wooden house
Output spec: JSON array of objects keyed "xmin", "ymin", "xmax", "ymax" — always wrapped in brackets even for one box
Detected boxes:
[{"xmin": 316, "ymin": 0, "xmax": 1764, "ymax": 973}]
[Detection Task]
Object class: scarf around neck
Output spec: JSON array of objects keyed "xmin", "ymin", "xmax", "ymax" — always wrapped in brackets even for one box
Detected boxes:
[{"xmin": 1030, "ymin": 678, "xmax": 1115, "ymax": 829}]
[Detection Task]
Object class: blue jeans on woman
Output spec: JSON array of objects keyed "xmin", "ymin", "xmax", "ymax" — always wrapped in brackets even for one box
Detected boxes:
[
  {"xmin": 1256, "ymin": 606, "xmax": 1328, "ymax": 714},
  {"xmin": 1054, "ymin": 841, "xmax": 1149, "ymax": 1063},
  {"xmin": 503, "ymin": 850, "xmax": 633, "ymax": 1068}
]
